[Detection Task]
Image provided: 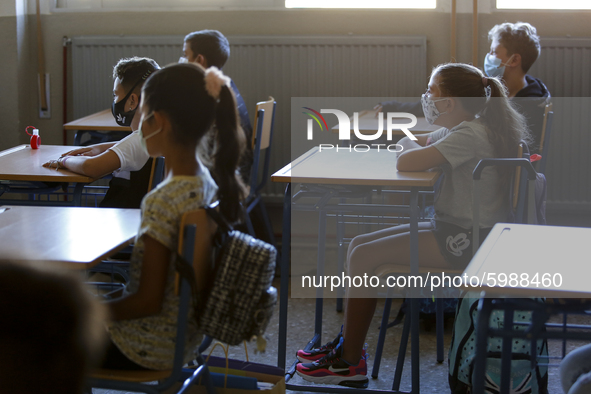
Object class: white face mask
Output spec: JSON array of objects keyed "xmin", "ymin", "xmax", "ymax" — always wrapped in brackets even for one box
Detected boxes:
[
  {"xmin": 138, "ymin": 112, "xmax": 162, "ymax": 154},
  {"xmin": 484, "ymin": 53, "xmax": 514, "ymax": 78},
  {"xmin": 178, "ymin": 56, "xmax": 189, "ymax": 64},
  {"xmin": 421, "ymin": 94, "xmax": 448, "ymax": 125}
]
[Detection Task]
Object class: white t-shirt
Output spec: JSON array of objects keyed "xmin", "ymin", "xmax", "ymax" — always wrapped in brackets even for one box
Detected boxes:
[
  {"xmin": 429, "ymin": 119, "xmax": 510, "ymax": 229},
  {"xmin": 109, "ymin": 131, "xmax": 150, "ymax": 180}
]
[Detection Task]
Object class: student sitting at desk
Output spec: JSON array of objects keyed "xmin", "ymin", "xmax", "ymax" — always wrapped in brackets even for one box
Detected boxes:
[
  {"xmin": 180, "ymin": 29, "xmax": 253, "ymax": 184},
  {"xmin": 101, "ymin": 63, "xmax": 246, "ymax": 370},
  {"xmin": 296, "ymin": 63, "xmax": 531, "ymax": 387},
  {"xmin": 377, "ymin": 21, "xmax": 550, "ymax": 153},
  {"xmin": 44, "ymin": 57, "xmax": 160, "ymax": 208}
]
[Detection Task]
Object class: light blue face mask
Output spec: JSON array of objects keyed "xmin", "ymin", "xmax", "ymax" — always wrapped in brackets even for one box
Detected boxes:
[
  {"xmin": 138, "ymin": 112, "xmax": 162, "ymax": 155},
  {"xmin": 484, "ymin": 53, "xmax": 514, "ymax": 79}
]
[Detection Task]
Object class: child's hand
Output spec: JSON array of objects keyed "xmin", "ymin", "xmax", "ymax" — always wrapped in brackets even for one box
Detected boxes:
[{"xmin": 373, "ymin": 104, "xmax": 383, "ymax": 118}]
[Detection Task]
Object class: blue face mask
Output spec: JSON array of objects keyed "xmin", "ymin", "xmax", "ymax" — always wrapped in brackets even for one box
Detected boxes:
[
  {"xmin": 484, "ymin": 53, "xmax": 514, "ymax": 79},
  {"xmin": 138, "ymin": 112, "xmax": 162, "ymax": 155}
]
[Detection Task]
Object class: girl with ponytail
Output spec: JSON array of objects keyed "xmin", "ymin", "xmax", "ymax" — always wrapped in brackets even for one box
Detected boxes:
[
  {"xmin": 103, "ymin": 63, "xmax": 246, "ymax": 371},
  {"xmin": 296, "ymin": 63, "xmax": 532, "ymax": 388}
]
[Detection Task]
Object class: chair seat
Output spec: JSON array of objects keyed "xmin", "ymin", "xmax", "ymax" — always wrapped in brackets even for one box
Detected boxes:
[
  {"xmin": 374, "ymin": 263, "xmax": 463, "ymax": 278},
  {"xmin": 91, "ymin": 368, "xmax": 172, "ymax": 382}
]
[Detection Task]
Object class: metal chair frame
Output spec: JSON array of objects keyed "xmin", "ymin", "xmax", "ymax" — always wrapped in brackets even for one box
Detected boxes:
[{"xmin": 88, "ymin": 211, "xmax": 216, "ymax": 394}]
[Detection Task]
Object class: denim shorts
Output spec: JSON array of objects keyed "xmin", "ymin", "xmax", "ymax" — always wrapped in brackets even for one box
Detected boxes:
[{"xmin": 431, "ymin": 220, "xmax": 492, "ymax": 270}]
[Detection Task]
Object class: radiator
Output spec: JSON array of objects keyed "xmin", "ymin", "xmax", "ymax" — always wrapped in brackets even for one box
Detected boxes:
[
  {"xmin": 71, "ymin": 35, "xmax": 427, "ymax": 199},
  {"xmin": 529, "ymin": 38, "xmax": 591, "ymax": 97},
  {"xmin": 528, "ymin": 38, "xmax": 591, "ymax": 213}
]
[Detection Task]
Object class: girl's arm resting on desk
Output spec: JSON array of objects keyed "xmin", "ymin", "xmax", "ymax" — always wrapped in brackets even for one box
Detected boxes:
[
  {"xmin": 398, "ymin": 135, "xmax": 429, "ymax": 150},
  {"xmin": 107, "ymin": 235, "xmax": 170, "ymax": 321},
  {"xmin": 397, "ymin": 144, "xmax": 447, "ymax": 172}
]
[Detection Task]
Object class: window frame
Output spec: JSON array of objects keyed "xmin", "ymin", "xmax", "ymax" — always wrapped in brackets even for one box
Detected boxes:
[
  {"xmin": 51, "ymin": 0, "xmax": 284, "ymax": 13},
  {"xmin": 51, "ymin": 0, "xmax": 439, "ymax": 12},
  {"xmin": 495, "ymin": 0, "xmax": 591, "ymax": 11},
  {"xmin": 284, "ymin": 0, "xmax": 437, "ymax": 9}
]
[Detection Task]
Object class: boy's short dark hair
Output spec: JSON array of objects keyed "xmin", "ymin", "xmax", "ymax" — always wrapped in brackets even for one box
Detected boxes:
[
  {"xmin": 0, "ymin": 262, "xmax": 106, "ymax": 394},
  {"xmin": 184, "ymin": 30, "xmax": 230, "ymax": 69},
  {"xmin": 113, "ymin": 56, "xmax": 160, "ymax": 92},
  {"xmin": 488, "ymin": 22, "xmax": 541, "ymax": 73}
]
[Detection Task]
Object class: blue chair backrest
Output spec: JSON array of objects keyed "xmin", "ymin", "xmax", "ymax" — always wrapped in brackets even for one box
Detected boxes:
[
  {"xmin": 249, "ymin": 98, "xmax": 276, "ymax": 198},
  {"xmin": 148, "ymin": 156, "xmax": 166, "ymax": 191}
]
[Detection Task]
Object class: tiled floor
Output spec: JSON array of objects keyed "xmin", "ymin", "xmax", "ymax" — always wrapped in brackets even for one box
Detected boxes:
[{"xmin": 94, "ymin": 278, "xmax": 590, "ymax": 393}]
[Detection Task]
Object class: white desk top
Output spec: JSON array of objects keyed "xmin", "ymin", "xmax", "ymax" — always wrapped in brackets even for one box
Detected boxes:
[
  {"xmin": 461, "ymin": 223, "xmax": 591, "ymax": 298},
  {"xmin": 271, "ymin": 146, "xmax": 441, "ymax": 188},
  {"xmin": 0, "ymin": 206, "xmax": 140, "ymax": 269}
]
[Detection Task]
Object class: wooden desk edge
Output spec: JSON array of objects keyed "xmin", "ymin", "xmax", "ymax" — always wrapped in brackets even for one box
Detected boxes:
[
  {"xmin": 0, "ymin": 173, "xmax": 96, "ymax": 183},
  {"xmin": 63, "ymin": 124, "xmax": 132, "ymax": 132},
  {"xmin": 64, "ymin": 109, "xmax": 131, "ymax": 132},
  {"xmin": 0, "ymin": 236, "xmax": 136, "ymax": 270}
]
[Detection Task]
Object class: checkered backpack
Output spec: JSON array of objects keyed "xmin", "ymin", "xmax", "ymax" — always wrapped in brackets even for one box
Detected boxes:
[{"xmin": 197, "ymin": 204, "xmax": 277, "ymax": 346}]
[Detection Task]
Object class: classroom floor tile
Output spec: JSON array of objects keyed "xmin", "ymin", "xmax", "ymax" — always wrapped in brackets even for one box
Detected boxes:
[{"xmin": 91, "ymin": 277, "xmax": 590, "ymax": 393}]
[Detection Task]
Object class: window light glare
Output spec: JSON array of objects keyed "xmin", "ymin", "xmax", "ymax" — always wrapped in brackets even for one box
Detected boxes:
[
  {"xmin": 286, "ymin": 0, "xmax": 436, "ymax": 9},
  {"xmin": 497, "ymin": 0, "xmax": 591, "ymax": 9}
]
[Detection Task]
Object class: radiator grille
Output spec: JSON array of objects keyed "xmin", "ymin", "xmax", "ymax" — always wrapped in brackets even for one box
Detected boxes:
[
  {"xmin": 528, "ymin": 38, "xmax": 591, "ymax": 212},
  {"xmin": 72, "ymin": 35, "xmax": 427, "ymax": 199}
]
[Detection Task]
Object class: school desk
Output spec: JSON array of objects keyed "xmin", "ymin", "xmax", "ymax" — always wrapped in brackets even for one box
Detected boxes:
[
  {"xmin": 0, "ymin": 205, "xmax": 140, "ymax": 269},
  {"xmin": 460, "ymin": 223, "xmax": 591, "ymax": 394},
  {"xmin": 64, "ymin": 109, "xmax": 131, "ymax": 146},
  {"xmin": 272, "ymin": 147, "xmax": 441, "ymax": 394},
  {"xmin": 331, "ymin": 110, "xmax": 440, "ymax": 138},
  {"xmin": 0, "ymin": 145, "xmax": 97, "ymax": 206}
]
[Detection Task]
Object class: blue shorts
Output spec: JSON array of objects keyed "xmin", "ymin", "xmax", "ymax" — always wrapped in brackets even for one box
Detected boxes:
[{"xmin": 431, "ymin": 220, "xmax": 492, "ymax": 270}]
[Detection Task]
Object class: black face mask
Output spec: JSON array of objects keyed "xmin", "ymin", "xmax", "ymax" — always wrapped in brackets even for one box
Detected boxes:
[
  {"xmin": 111, "ymin": 70, "xmax": 153, "ymax": 127},
  {"xmin": 112, "ymin": 86, "xmax": 139, "ymax": 127}
]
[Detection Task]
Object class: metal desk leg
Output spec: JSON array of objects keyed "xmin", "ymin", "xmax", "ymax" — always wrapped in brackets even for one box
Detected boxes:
[
  {"xmin": 314, "ymin": 208, "xmax": 328, "ymax": 343},
  {"xmin": 436, "ymin": 286, "xmax": 444, "ymax": 363},
  {"xmin": 336, "ymin": 208, "xmax": 345, "ymax": 312},
  {"xmin": 73, "ymin": 183, "xmax": 85, "ymax": 206},
  {"xmin": 393, "ymin": 301, "xmax": 412, "ymax": 391},
  {"xmin": 278, "ymin": 183, "xmax": 291, "ymax": 369},
  {"xmin": 472, "ymin": 296, "xmax": 493, "ymax": 394},
  {"xmin": 409, "ymin": 188, "xmax": 420, "ymax": 394},
  {"xmin": 500, "ymin": 305, "xmax": 515, "ymax": 394}
]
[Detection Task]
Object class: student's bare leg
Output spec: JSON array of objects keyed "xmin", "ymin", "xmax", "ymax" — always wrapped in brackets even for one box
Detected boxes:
[
  {"xmin": 346, "ymin": 222, "xmax": 434, "ymax": 267},
  {"xmin": 341, "ymin": 228, "xmax": 448, "ymax": 364}
]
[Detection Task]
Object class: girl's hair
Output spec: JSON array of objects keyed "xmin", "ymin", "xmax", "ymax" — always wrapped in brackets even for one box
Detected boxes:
[
  {"xmin": 142, "ymin": 63, "xmax": 246, "ymax": 224},
  {"xmin": 432, "ymin": 63, "xmax": 532, "ymax": 183}
]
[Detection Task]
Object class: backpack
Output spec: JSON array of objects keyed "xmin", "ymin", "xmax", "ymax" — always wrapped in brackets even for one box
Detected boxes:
[
  {"xmin": 448, "ymin": 292, "xmax": 549, "ymax": 394},
  {"xmin": 176, "ymin": 203, "xmax": 277, "ymax": 347}
]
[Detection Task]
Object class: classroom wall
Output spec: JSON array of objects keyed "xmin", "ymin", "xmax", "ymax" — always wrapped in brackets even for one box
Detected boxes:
[{"xmin": 0, "ymin": 4, "xmax": 590, "ymax": 151}]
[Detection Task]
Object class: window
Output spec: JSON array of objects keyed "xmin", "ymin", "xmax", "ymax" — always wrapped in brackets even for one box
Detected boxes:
[
  {"xmin": 497, "ymin": 0, "xmax": 591, "ymax": 9},
  {"xmin": 53, "ymin": 0, "xmax": 281, "ymax": 11},
  {"xmin": 285, "ymin": 0, "xmax": 436, "ymax": 9}
]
